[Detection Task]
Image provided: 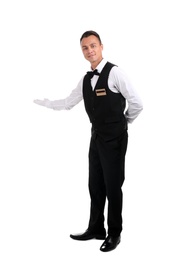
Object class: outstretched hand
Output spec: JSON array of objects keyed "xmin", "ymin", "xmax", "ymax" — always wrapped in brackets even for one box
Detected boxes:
[{"xmin": 33, "ymin": 98, "xmax": 52, "ymax": 108}]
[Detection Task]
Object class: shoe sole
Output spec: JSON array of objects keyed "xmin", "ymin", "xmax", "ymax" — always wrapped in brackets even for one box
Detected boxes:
[
  {"xmin": 70, "ymin": 234, "xmax": 106, "ymax": 241},
  {"xmin": 95, "ymin": 235, "xmax": 106, "ymax": 240}
]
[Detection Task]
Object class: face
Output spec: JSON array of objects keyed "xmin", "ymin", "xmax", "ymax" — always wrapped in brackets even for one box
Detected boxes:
[{"xmin": 80, "ymin": 35, "xmax": 103, "ymax": 69}]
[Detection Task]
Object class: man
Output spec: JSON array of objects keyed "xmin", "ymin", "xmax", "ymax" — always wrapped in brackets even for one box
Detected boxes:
[{"xmin": 34, "ymin": 30, "xmax": 143, "ymax": 252}]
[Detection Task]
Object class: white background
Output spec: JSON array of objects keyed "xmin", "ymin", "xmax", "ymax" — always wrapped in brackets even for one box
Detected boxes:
[{"xmin": 0, "ymin": 0, "xmax": 173, "ymax": 259}]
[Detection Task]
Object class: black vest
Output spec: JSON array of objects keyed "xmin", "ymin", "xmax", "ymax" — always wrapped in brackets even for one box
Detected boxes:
[{"xmin": 83, "ymin": 62, "xmax": 127, "ymax": 140}]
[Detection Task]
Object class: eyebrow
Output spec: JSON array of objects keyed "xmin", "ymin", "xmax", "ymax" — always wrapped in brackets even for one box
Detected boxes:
[{"xmin": 82, "ymin": 42, "xmax": 97, "ymax": 48}]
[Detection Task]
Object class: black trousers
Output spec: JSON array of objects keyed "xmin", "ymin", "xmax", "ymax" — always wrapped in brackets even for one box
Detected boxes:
[{"xmin": 88, "ymin": 130, "xmax": 128, "ymax": 237}]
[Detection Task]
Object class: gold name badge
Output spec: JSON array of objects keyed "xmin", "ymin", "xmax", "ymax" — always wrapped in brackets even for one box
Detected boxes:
[{"xmin": 96, "ymin": 89, "xmax": 107, "ymax": 96}]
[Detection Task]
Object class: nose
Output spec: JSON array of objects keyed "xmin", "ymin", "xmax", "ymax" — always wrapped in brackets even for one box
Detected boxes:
[{"xmin": 87, "ymin": 46, "xmax": 93, "ymax": 53}]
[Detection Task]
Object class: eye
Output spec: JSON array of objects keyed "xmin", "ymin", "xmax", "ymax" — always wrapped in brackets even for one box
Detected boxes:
[
  {"xmin": 91, "ymin": 44, "xmax": 96, "ymax": 49},
  {"xmin": 82, "ymin": 47, "xmax": 88, "ymax": 51}
]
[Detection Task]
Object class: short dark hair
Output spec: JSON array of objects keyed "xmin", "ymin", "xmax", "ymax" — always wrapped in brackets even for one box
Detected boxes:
[{"xmin": 80, "ymin": 30, "xmax": 102, "ymax": 44}]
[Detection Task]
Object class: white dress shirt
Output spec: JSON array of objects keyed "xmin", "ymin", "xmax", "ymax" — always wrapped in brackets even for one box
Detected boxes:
[{"xmin": 34, "ymin": 59, "xmax": 143, "ymax": 123}]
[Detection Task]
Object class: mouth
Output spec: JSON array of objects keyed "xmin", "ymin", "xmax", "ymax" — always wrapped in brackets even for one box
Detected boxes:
[{"xmin": 88, "ymin": 54, "xmax": 95, "ymax": 59}]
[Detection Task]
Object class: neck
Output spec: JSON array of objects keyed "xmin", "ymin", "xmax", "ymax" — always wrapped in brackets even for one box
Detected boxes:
[{"xmin": 90, "ymin": 58, "xmax": 103, "ymax": 70}]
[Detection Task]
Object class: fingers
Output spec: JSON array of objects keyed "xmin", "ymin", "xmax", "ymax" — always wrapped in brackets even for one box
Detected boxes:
[{"xmin": 33, "ymin": 99, "xmax": 45, "ymax": 106}]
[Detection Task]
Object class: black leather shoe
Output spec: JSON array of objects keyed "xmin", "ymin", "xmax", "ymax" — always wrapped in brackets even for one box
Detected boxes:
[
  {"xmin": 70, "ymin": 229, "xmax": 106, "ymax": 241},
  {"xmin": 100, "ymin": 235, "xmax": 121, "ymax": 252}
]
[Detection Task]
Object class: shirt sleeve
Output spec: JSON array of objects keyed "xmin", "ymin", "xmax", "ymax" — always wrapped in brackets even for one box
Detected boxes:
[
  {"xmin": 110, "ymin": 66, "xmax": 143, "ymax": 123},
  {"xmin": 44, "ymin": 78, "xmax": 84, "ymax": 110}
]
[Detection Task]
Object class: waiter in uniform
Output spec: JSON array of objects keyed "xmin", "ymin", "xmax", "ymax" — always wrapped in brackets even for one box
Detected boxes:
[{"xmin": 34, "ymin": 30, "xmax": 143, "ymax": 252}]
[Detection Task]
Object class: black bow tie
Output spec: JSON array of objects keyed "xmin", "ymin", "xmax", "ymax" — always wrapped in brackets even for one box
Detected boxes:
[{"xmin": 87, "ymin": 69, "xmax": 100, "ymax": 79}]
